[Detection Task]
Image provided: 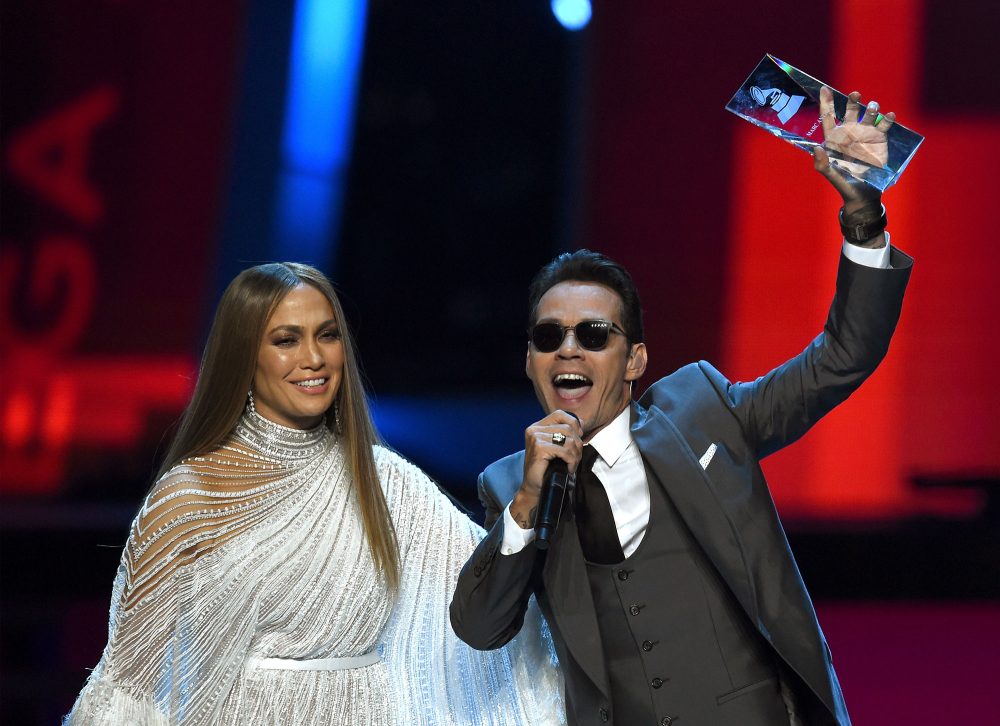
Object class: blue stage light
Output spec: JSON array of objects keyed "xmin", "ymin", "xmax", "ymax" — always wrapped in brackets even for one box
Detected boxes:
[
  {"xmin": 282, "ymin": 0, "xmax": 366, "ymax": 175},
  {"xmin": 273, "ymin": 0, "xmax": 367, "ymax": 269},
  {"xmin": 551, "ymin": 0, "xmax": 591, "ymax": 31},
  {"xmin": 370, "ymin": 395, "xmax": 541, "ymax": 483}
]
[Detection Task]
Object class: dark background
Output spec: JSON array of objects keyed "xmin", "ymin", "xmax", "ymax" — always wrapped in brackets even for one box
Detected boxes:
[{"xmin": 2, "ymin": 0, "xmax": 999, "ymax": 722}]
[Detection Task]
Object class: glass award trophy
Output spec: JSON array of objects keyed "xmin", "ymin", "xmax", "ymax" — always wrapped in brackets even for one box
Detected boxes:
[{"xmin": 725, "ymin": 54, "xmax": 923, "ymax": 190}]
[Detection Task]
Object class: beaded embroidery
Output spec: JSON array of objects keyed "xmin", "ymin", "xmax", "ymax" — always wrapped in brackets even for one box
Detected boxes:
[{"xmin": 65, "ymin": 408, "xmax": 565, "ymax": 725}]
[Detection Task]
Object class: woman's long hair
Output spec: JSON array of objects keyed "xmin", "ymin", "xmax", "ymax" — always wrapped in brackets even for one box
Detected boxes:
[{"xmin": 157, "ymin": 262, "xmax": 400, "ymax": 590}]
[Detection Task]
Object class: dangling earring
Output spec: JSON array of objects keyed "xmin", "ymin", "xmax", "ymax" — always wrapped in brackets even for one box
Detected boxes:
[
  {"xmin": 334, "ymin": 400, "xmax": 343, "ymax": 435},
  {"xmin": 247, "ymin": 388, "xmax": 257, "ymax": 415}
]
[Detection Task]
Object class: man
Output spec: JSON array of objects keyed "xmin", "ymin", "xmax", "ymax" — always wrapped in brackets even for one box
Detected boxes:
[{"xmin": 450, "ymin": 87, "xmax": 912, "ymax": 725}]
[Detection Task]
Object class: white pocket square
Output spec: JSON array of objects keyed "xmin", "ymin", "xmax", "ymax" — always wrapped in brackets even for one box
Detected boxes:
[{"xmin": 699, "ymin": 443, "xmax": 718, "ymax": 470}]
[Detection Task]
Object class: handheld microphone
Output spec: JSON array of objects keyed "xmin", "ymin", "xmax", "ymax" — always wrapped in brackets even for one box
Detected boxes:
[
  {"xmin": 534, "ymin": 459, "xmax": 568, "ymax": 550},
  {"xmin": 534, "ymin": 412, "xmax": 579, "ymax": 550}
]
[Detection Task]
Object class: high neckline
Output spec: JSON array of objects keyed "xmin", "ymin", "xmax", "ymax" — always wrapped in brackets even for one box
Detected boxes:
[{"xmin": 234, "ymin": 406, "xmax": 333, "ymax": 462}]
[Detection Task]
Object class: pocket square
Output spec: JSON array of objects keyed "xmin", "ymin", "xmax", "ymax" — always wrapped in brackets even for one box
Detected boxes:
[{"xmin": 699, "ymin": 443, "xmax": 718, "ymax": 470}]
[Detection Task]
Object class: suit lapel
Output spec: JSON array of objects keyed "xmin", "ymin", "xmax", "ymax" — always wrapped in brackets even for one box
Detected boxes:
[
  {"xmin": 542, "ymin": 498, "xmax": 610, "ymax": 696},
  {"xmin": 631, "ymin": 403, "xmax": 758, "ymax": 623}
]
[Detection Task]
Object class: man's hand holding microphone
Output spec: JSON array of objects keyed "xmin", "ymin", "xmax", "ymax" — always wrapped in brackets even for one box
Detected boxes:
[{"xmin": 511, "ymin": 410, "xmax": 583, "ymax": 547}]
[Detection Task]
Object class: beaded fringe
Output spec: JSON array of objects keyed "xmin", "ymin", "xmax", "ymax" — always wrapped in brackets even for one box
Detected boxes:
[{"xmin": 65, "ymin": 410, "xmax": 564, "ymax": 725}]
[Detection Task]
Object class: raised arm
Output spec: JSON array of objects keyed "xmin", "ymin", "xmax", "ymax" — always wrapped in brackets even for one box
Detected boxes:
[
  {"xmin": 721, "ymin": 245, "xmax": 911, "ymax": 459},
  {"xmin": 718, "ymin": 86, "xmax": 912, "ymax": 457}
]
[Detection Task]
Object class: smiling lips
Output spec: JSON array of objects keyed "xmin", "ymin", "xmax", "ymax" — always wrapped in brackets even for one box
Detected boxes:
[
  {"xmin": 553, "ymin": 372, "xmax": 592, "ymax": 401},
  {"xmin": 292, "ymin": 377, "xmax": 328, "ymax": 393}
]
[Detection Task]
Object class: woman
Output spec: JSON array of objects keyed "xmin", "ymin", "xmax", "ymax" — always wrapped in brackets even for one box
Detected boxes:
[{"xmin": 65, "ymin": 263, "xmax": 563, "ymax": 725}]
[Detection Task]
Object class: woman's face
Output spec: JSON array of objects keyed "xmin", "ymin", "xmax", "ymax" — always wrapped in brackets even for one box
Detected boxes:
[{"xmin": 252, "ymin": 283, "xmax": 344, "ymax": 429}]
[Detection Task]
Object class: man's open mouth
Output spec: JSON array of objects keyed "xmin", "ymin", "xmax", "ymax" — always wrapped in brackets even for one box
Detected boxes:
[{"xmin": 553, "ymin": 373, "xmax": 592, "ymax": 399}]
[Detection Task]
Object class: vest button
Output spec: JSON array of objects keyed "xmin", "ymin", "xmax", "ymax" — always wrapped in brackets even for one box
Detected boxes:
[
  {"xmin": 617, "ymin": 569, "xmax": 629, "ymax": 581},
  {"xmin": 599, "ymin": 706, "xmax": 609, "ymax": 722},
  {"xmin": 642, "ymin": 640, "xmax": 654, "ymax": 652},
  {"xmin": 651, "ymin": 677, "xmax": 664, "ymax": 688},
  {"xmin": 629, "ymin": 604, "xmax": 640, "ymax": 616}
]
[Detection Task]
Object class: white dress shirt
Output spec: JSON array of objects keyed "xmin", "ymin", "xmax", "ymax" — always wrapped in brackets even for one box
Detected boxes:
[{"xmin": 499, "ymin": 239, "xmax": 893, "ymax": 556}]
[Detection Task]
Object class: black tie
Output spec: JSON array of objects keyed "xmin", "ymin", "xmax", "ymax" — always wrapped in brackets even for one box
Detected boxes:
[{"xmin": 574, "ymin": 445, "xmax": 625, "ymax": 564}]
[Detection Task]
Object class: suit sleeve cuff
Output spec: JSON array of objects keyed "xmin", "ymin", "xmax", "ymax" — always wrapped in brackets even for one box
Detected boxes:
[
  {"xmin": 842, "ymin": 232, "xmax": 892, "ymax": 269},
  {"xmin": 501, "ymin": 504, "xmax": 536, "ymax": 555}
]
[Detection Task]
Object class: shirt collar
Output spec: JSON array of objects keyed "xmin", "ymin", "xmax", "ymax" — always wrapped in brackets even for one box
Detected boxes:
[{"xmin": 587, "ymin": 405, "xmax": 633, "ymax": 468}]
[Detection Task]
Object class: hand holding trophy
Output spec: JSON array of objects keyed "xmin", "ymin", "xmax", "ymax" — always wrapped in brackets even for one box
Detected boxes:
[
  {"xmin": 726, "ymin": 54, "xmax": 923, "ymax": 194},
  {"xmin": 813, "ymin": 86, "xmax": 895, "ymax": 211},
  {"xmin": 820, "ymin": 87, "xmax": 894, "ymax": 168},
  {"xmin": 727, "ymin": 54, "xmax": 923, "ymax": 247}
]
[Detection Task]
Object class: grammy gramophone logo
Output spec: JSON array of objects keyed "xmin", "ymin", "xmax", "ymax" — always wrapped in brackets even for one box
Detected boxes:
[{"xmin": 749, "ymin": 85, "xmax": 805, "ymax": 125}]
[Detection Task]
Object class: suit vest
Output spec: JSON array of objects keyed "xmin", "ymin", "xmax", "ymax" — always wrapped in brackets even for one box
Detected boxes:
[{"xmin": 584, "ymin": 465, "xmax": 790, "ymax": 725}]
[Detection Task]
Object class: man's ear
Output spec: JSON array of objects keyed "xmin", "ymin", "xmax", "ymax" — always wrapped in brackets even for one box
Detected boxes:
[{"xmin": 625, "ymin": 343, "xmax": 647, "ymax": 381}]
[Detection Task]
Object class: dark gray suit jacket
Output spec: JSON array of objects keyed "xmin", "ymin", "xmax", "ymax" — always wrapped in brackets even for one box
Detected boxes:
[{"xmin": 451, "ymin": 250, "xmax": 912, "ymax": 726}]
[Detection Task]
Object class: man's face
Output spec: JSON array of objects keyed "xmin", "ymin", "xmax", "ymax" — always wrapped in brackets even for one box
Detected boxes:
[{"xmin": 526, "ymin": 281, "xmax": 647, "ymax": 441}]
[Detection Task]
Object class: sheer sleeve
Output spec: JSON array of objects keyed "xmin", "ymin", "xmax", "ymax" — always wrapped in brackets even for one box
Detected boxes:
[
  {"xmin": 64, "ymin": 444, "xmax": 292, "ymax": 725},
  {"xmin": 377, "ymin": 449, "xmax": 565, "ymax": 726}
]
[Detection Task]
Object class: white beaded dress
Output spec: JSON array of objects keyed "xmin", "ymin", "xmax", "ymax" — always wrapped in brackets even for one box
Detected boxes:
[{"xmin": 65, "ymin": 409, "xmax": 564, "ymax": 725}]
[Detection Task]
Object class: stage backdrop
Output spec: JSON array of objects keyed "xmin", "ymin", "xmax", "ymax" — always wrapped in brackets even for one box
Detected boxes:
[{"xmin": 2, "ymin": 0, "xmax": 998, "ymax": 723}]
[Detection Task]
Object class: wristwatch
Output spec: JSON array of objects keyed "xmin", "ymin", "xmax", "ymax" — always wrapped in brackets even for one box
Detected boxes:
[{"xmin": 839, "ymin": 204, "xmax": 887, "ymax": 244}]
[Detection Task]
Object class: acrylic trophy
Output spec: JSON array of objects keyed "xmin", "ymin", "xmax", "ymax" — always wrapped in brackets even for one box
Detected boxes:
[{"xmin": 726, "ymin": 54, "xmax": 923, "ymax": 191}]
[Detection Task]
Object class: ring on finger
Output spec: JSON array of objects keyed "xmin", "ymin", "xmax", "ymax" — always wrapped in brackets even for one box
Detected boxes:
[{"xmin": 551, "ymin": 432, "xmax": 567, "ymax": 446}]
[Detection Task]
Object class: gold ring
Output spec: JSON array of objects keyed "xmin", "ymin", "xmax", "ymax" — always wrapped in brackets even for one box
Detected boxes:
[{"xmin": 551, "ymin": 432, "xmax": 567, "ymax": 446}]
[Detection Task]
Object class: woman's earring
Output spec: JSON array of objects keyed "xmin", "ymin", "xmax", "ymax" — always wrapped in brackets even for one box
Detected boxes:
[
  {"xmin": 247, "ymin": 388, "xmax": 256, "ymax": 414},
  {"xmin": 334, "ymin": 400, "xmax": 342, "ymax": 434}
]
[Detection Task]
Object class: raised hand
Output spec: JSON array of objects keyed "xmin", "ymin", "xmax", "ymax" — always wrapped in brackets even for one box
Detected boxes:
[{"xmin": 813, "ymin": 85, "xmax": 896, "ymax": 212}]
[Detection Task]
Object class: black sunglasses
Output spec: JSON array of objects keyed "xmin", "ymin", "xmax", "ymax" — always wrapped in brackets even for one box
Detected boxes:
[{"xmin": 529, "ymin": 320, "xmax": 627, "ymax": 352}]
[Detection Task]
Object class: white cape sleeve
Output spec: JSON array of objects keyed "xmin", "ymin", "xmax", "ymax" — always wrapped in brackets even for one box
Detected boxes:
[
  {"xmin": 64, "ymin": 531, "xmax": 262, "ymax": 725},
  {"xmin": 63, "ymin": 463, "xmax": 271, "ymax": 725},
  {"xmin": 378, "ymin": 450, "xmax": 565, "ymax": 725}
]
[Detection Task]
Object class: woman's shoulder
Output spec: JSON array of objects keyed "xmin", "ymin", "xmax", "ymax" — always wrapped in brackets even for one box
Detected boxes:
[
  {"xmin": 145, "ymin": 439, "xmax": 286, "ymax": 508},
  {"xmin": 121, "ymin": 460, "xmax": 222, "ymax": 608},
  {"xmin": 373, "ymin": 444, "xmax": 450, "ymax": 489},
  {"xmin": 371, "ymin": 444, "xmax": 442, "ymax": 500},
  {"xmin": 372, "ymin": 444, "xmax": 417, "ymax": 475},
  {"xmin": 129, "ymin": 442, "xmax": 285, "ymax": 584},
  {"xmin": 141, "ymin": 449, "xmax": 233, "ymax": 519},
  {"xmin": 370, "ymin": 444, "xmax": 474, "ymax": 523}
]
